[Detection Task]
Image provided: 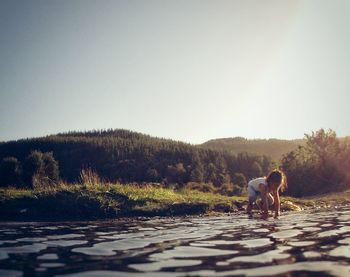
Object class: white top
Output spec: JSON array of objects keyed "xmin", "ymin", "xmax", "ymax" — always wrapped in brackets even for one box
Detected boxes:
[{"xmin": 248, "ymin": 177, "xmax": 267, "ymax": 191}]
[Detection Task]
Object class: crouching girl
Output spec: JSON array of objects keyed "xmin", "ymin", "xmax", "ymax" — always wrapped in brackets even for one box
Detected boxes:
[{"xmin": 246, "ymin": 169, "xmax": 287, "ymax": 219}]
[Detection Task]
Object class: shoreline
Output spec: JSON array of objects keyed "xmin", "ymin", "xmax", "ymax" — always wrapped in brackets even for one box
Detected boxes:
[
  {"xmin": 1, "ymin": 184, "xmax": 349, "ymax": 222},
  {"xmin": 0, "ymin": 204, "xmax": 348, "ymax": 224}
]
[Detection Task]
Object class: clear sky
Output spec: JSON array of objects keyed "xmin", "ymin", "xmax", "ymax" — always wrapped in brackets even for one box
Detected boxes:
[{"xmin": 1, "ymin": 0, "xmax": 349, "ymax": 144}]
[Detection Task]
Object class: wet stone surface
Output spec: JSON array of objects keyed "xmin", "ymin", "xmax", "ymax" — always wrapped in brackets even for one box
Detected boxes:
[{"xmin": 0, "ymin": 207, "xmax": 350, "ymax": 276}]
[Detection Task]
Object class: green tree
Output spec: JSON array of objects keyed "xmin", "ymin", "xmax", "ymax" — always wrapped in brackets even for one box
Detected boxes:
[
  {"xmin": 282, "ymin": 129, "xmax": 345, "ymax": 196},
  {"xmin": 23, "ymin": 151, "xmax": 44, "ymax": 188},
  {"xmin": 251, "ymin": 161, "xmax": 263, "ymax": 178},
  {"xmin": 22, "ymin": 150, "xmax": 59, "ymax": 188},
  {"xmin": 232, "ymin": 172, "xmax": 246, "ymax": 186},
  {"xmin": 146, "ymin": 168, "xmax": 160, "ymax": 182},
  {"xmin": 42, "ymin": 152, "xmax": 60, "ymax": 184},
  {"xmin": 305, "ymin": 129, "xmax": 339, "ymax": 160},
  {"xmin": 0, "ymin": 157, "xmax": 21, "ymax": 187},
  {"xmin": 165, "ymin": 163, "xmax": 187, "ymax": 185},
  {"xmin": 205, "ymin": 163, "xmax": 217, "ymax": 184},
  {"xmin": 190, "ymin": 167, "xmax": 204, "ymax": 183},
  {"xmin": 215, "ymin": 173, "xmax": 231, "ymax": 186},
  {"xmin": 190, "ymin": 152, "xmax": 205, "ymax": 182}
]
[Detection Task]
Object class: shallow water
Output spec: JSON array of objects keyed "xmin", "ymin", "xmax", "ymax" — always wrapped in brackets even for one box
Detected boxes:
[{"xmin": 1, "ymin": 207, "xmax": 350, "ymax": 276}]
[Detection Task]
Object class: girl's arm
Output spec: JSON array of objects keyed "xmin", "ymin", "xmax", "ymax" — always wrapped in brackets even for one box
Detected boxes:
[{"xmin": 273, "ymin": 190, "xmax": 280, "ymax": 218}]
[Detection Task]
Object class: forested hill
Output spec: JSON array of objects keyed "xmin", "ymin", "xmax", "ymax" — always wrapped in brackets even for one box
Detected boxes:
[
  {"xmin": 199, "ymin": 137, "xmax": 306, "ymax": 161},
  {"xmin": 0, "ymin": 129, "xmax": 273, "ymax": 187}
]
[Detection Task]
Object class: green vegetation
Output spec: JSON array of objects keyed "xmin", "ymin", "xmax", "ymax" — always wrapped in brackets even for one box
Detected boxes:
[
  {"xmin": 200, "ymin": 137, "xmax": 306, "ymax": 161},
  {"xmin": 0, "ymin": 181, "xmax": 316, "ymax": 221},
  {"xmin": 1, "ymin": 181, "xmax": 347, "ymax": 221},
  {"xmin": 1, "ymin": 128, "xmax": 350, "ymax": 222},
  {"xmin": 0, "ymin": 129, "xmax": 273, "ymax": 191},
  {"xmin": 0, "ymin": 182, "xmax": 246, "ymax": 220},
  {"xmin": 281, "ymin": 129, "xmax": 350, "ymax": 197}
]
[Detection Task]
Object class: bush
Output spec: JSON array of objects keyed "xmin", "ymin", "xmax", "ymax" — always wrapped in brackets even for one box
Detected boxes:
[
  {"xmin": 0, "ymin": 157, "xmax": 21, "ymax": 187},
  {"xmin": 217, "ymin": 182, "xmax": 246, "ymax": 196},
  {"xmin": 80, "ymin": 168, "xmax": 102, "ymax": 187},
  {"xmin": 184, "ymin": 182, "xmax": 216, "ymax": 193},
  {"xmin": 22, "ymin": 150, "xmax": 60, "ymax": 189},
  {"xmin": 232, "ymin": 172, "xmax": 247, "ymax": 187}
]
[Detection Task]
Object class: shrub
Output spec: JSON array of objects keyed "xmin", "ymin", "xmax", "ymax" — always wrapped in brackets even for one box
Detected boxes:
[
  {"xmin": 0, "ymin": 157, "xmax": 21, "ymax": 187},
  {"xmin": 80, "ymin": 168, "xmax": 102, "ymax": 187},
  {"xmin": 217, "ymin": 182, "xmax": 246, "ymax": 196},
  {"xmin": 22, "ymin": 151, "xmax": 60, "ymax": 189},
  {"xmin": 184, "ymin": 182, "xmax": 216, "ymax": 193}
]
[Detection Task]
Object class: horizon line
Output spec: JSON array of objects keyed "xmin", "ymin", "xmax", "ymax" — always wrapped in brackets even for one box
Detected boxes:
[{"xmin": 1, "ymin": 127, "xmax": 347, "ymax": 145}]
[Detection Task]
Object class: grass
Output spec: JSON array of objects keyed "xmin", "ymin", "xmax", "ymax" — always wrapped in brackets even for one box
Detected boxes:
[{"xmin": 0, "ymin": 182, "xmax": 347, "ymax": 221}]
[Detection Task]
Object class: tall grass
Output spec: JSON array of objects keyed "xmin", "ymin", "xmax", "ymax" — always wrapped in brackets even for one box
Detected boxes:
[{"xmin": 79, "ymin": 168, "xmax": 111, "ymax": 191}]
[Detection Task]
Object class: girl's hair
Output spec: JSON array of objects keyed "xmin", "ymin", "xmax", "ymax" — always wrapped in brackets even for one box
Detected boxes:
[{"xmin": 266, "ymin": 169, "xmax": 288, "ymax": 192}]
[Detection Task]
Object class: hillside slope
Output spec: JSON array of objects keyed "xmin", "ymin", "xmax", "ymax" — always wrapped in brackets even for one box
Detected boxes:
[
  {"xmin": 0, "ymin": 129, "xmax": 273, "ymax": 186},
  {"xmin": 199, "ymin": 137, "xmax": 305, "ymax": 161}
]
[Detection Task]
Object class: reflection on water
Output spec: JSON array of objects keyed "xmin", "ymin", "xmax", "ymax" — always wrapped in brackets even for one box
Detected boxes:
[{"xmin": 0, "ymin": 207, "xmax": 350, "ymax": 276}]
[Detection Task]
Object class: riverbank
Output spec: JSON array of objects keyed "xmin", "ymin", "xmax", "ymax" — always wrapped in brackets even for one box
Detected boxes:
[{"xmin": 0, "ymin": 183, "xmax": 348, "ymax": 221}]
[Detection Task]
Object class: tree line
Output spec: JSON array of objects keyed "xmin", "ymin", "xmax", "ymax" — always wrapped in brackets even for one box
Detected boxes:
[
  {"xmin": 0, "ymin": 129, "xmax": 273, "ymax": 191},
  {"xmin": 1, "ymin": 128, "xmax": 349, "ymax": 197}
]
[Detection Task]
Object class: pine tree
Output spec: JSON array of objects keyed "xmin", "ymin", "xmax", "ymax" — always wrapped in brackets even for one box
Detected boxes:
[{"xmin": 0, "ymin": 157, "xmax": 21, "ymax": 187}]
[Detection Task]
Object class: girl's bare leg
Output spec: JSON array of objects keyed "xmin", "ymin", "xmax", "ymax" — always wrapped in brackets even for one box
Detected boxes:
[
  {"xmin": 256, "ymin": 199, "xmax": 263, "ymax": 210},
  {"xmin": 247, "ymin": 202, "xmax": 253, "ymax": 216}
]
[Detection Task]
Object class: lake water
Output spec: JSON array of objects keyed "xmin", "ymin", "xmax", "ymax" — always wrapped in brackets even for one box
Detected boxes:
[{"xmin": 1, "ymin": 207, "xmax": 350, "ymax": 276}]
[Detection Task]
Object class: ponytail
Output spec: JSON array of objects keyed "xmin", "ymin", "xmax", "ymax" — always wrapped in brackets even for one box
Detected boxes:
[{"xmin": 280, "ymin": 171, "xmax": 288, "ymax": 192}]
